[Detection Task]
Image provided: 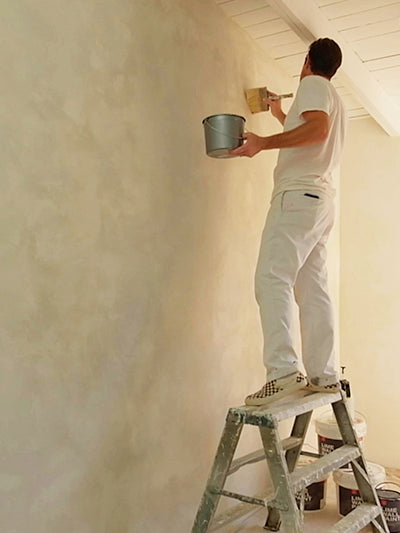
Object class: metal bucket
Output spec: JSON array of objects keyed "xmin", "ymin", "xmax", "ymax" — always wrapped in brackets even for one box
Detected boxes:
[
  {"xmin": 377, "ymin": 483, "xmax": 400, "ymax": 532},
  {"xmin": 202, "ymin": 114, "xmax": 245, "ymax": 158}
]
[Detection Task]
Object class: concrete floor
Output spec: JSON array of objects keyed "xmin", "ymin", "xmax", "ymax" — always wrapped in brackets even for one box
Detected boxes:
[{"xmin": 219, "ymin": 468, "xmax": 400, "ymax": 533}]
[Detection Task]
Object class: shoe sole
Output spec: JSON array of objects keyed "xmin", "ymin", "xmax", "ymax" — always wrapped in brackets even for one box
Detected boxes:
[
  {"xmin": 245, "ymin": 382, "xmax": 305, "ymax": 406},
  {"xmin": 306, "ymin": 384, "xmax": 340, "ymax": 393}
]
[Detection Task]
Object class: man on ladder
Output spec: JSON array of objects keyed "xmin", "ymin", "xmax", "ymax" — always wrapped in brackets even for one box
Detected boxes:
[
  {"xmin": 231, "ymin": 38, "xmax": 347, "ymax": 406},
  {"xmin": 193, "ymin": 49, "xmax": 387, "ymax": 529}
]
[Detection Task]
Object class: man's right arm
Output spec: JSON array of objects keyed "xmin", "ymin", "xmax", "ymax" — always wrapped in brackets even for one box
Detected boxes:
[
  {"xmin": 229, "ymin": 110, "xmax": 329, "ymax": 157},
  {"xmin": 265, "ymin": 96, "xmax": 286, "ymax": 126}
]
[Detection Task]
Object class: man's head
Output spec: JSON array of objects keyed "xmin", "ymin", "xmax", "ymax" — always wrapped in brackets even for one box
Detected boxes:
[{"xmin": 300, "ymin": 38, "xmax": 342, "ymax": 80}]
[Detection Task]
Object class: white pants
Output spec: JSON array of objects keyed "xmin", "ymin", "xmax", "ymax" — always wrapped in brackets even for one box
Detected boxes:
[{"xmin": 255, "ymin": 190, "xmax": 338, "ymax": 386}]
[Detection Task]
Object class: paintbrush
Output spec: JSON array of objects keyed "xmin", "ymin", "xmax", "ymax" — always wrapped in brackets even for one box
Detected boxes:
[{"xmin": 245, "ymin": 87, "xmax": 293, "ymax": 113}]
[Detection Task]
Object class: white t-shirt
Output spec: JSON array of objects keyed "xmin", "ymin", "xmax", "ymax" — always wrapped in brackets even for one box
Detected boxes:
[{"xmin": 272, "ymin": 75, "xmax": 347, "ymax": 199}]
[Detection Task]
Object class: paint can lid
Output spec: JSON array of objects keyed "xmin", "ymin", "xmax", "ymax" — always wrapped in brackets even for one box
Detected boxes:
[
  {"xmin": 376, "ymin": 482, "xmax": 400, "ymax": 500},
  {"xmin": 377, "ymin": 489, "xmax": 400, "ymax": 500},
  {"xmin": 315, "ymin": 412, "xmax": 367, "ymax": 440},
  {"xmin": 333, "ymin": 462, "xmax": 386, "ymax": 491}
]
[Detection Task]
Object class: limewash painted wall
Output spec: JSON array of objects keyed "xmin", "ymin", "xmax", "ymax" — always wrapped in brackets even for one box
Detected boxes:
[
  {"xmin": 0, "ymin": 0, "xmax": 341, "ymax": 531},
  {"xmin": 340, "ymin": 117, "xmax": 400, "ymax": 469}
]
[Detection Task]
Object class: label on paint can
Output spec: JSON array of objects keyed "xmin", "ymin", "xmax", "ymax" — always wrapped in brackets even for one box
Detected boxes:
[
  {"xmin": 334, "ymin": 463, "xmax": 386, "ymax": 518},
  {"xmin": 318, "ymin": 436, "xmax": 343, "ymax": 456},
  {"xmin": 316, "ymin": 413, "xmax": 367, "ymax": 468},
  {"xmin": 338, "ymin": 486, "xmax": 363, "ymax": 516},
  {"xmin": 295, "ymin": 480, "xmax": 326, "ymax": 511},
  {"xmin": 294, "ymin": 457, "xmax": 327, "ymax": 511},
  {"xmin": 339, "ymin": 486, "xmax": 400, "ymax": 531},
  {"xmin": 378, "ymin": 488, "xmax": 400, "ymax": 532},
  {"xmin": 318, "ymin": 436, "xmax": 351, "ymax": 468}
]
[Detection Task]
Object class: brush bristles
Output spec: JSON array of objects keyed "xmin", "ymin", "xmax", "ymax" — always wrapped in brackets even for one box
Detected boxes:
[{"xmin": 245, "ymin": 87, "xmax": 270, "ymax": 114}]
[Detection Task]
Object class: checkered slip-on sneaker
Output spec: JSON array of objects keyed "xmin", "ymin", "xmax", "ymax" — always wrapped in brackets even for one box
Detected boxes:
[
  {"xmin": 306, "ymin": 380, "xmax": 341, "ymax": 393},
  {"xmin": 245, "ymin": 372, "xmax": 307, "ymax": 406}
]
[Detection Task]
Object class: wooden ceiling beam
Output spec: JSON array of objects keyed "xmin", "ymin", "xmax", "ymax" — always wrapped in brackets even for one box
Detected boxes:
[{"xmin": 267, "ymin": 0, "xmax": 400, "ymax": 136}]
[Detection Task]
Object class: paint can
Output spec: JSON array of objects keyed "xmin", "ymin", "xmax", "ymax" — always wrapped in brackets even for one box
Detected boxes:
[
  {"xmin": 333, "ymin": 462, "xmax": 386, "ymax": 516},
  {"xmin": 376, "ymin": 483, "xmax": 400, "ymax": 532},
  {"xmin": 202, "ymin": 114, "xmax": 245, "ymax": 158},
  {"xmin": 315, "ymin": 411, "xmax": 367, "ymax": 467},
  {"xmin": 294, "ymin": 456, "xmax": 328, "ymax": 511}
]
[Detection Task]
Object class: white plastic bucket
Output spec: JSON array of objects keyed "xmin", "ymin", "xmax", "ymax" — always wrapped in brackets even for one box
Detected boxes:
[
  {"xmin": 294, "ymin": 456, "xmax": 328, "ymax": 511},
  {"xmin": 202, "ymin": 114, "xmax": 245, "ymax": 158},
  {"xmin": 315, "ymin": 412, "xmax": 367, "ymax": 467},
  {"xmin": 333, "ymin": 462, "xmax": 386, "ymax": 516}
]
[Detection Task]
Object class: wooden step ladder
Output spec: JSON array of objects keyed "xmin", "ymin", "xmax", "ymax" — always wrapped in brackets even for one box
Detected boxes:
[{"xmin": 192, "ymin": 389, "xmax": 389, "ymax": 533}]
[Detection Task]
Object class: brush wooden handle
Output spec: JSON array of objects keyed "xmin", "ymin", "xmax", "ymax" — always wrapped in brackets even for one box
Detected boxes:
[
  {"xmin": 268, "ymin": 93, "xmax": 293, "ymax": 100},
  {"xmin": 245, "ymin": 87, "xmax": 293, "ymax": 114}
]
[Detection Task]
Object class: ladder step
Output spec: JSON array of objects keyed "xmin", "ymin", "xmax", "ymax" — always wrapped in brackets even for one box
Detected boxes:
[
  {"xmin": 327, "ymin": 503, "xmax": 381, "ymax": 533},
  {"xmin": 228, "ymin": 437, "xmax": 302, "ymax": 475},
  {"xmin": 266, "ymin": 391, "xmax": 342, "ymax": 423},
  {"xmin": 212, "ymin": 488, "xmax": 266, "ymax": 507},
  {"xmin": 230, "ymin": 390, "xmax": 342, "ymax": 425},
  {"xmin": 291, "ymin": 445, "xmax": 360, "ymax": 493},
  {"xmin": 209, "ymin": 497, "xmax": 265, "ymax": 532},
  {"xmin": 228, "ymin": 449, "xmax": 265, "ymax": 475}
]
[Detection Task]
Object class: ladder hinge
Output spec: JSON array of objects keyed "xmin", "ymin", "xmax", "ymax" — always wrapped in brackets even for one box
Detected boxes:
[{"xmin": 226, "ymin": 410, "xmax": 244, "ymax": 425}]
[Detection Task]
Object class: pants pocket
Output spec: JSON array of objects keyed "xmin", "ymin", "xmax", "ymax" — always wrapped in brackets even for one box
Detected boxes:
[{"xmin": 282, "ymin": 191, "xmax": 321, "ymax": 212}]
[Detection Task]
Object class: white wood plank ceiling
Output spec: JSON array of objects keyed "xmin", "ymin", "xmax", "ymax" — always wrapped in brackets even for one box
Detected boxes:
[{"xmin": 214, "ymin": 0, "xmax": 400, "ymax": 135}]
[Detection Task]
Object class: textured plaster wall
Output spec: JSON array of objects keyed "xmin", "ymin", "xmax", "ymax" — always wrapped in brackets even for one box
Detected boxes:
[
  {"xmin": 340, "ymin": 118, "xmax": 400, "ymax": 468},
  {"xmin": 0, "ymin": 1, "xmax": 340, "ymax": 532}
]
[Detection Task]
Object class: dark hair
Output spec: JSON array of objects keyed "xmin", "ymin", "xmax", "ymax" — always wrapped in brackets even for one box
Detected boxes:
[{"xmin": 308, "ymin": 38, "xmax": 342, "ymax": 79}]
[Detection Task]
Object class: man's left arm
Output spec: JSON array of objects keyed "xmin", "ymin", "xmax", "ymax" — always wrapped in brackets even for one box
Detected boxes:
[{"xmin": 230, "ymin": 110, "xmax": 329, "ymax": 158}]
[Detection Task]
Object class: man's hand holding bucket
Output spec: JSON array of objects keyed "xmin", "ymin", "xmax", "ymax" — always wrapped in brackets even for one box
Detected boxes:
[
  {"xmin": 229, "ymin": 131, "xmax": 267, "ymax": 158},
  {"xmin": 230, "ymin": 93, "xmax": 283, "ymax": 158}
]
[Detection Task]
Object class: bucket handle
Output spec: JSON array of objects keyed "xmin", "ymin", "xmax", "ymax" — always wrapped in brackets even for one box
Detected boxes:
[
  {"xmin": 376, "ymin": 481, "xmax": 400, "ymax": 492},
  {"xmin": 203, "ymin": 119, "xmax": 245, "ymax": 141}
]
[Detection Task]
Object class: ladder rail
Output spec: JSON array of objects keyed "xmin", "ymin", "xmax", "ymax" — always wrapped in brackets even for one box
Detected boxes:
[
  {"xmin": 259, "ymin": 422, "xmax": 303, "ymax": 533},
  {"xmin": 265, "ymin": 410, "xmax": 312, "ymax": 531},
  {"xmin": 332, "ymin": 399, "xmax": 390, "ymax": 533},
  {"xmin": 371, "ymin": 519, "xmax": 389, "ymax": 533},
  {"xmin": 191, "ymin": 415, "xmax": 243, "ymax": 533}
]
